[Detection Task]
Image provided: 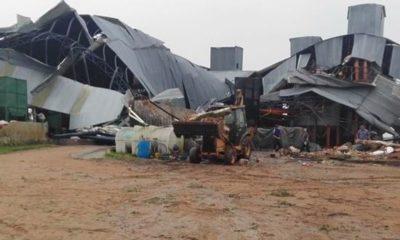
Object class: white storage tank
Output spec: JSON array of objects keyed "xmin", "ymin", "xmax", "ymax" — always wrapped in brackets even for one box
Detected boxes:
[
  {"xmin": 130, "ymin": 126, "xmax": 184, "ymax": 156},
  {"xmin": 115, "ymin": 127, "xmax": 136, "ymax": 153}
]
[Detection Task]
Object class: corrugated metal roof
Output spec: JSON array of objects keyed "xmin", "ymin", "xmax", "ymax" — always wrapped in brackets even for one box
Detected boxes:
[
  {"xmin": 0, "ymin": 1, "xmax": 232, "ymax": 113},
  {"xmin": 209, "ymin": 70, "xmax": 254, "ymax": 84},
  {"xmin": 390, "ymin": 45, "xmax": 400, "ymax": 79},
  {"xmin": 314, "ymin": 36, "xmax": 343, "ymax": 69},
  {"xmin": 88, "ymin": 15, "xmax": 231, "ymax": 108},
  {"xmin": 290, "ymin": 36, "xmax": 322, "ymax": 56},
  {"xmin": 351, "ymin": 34, "xmax": 386, "ymax": 65},
  {"xmin": 262, "ymin": 56, "xmax": 296, "ymax": 94},
  {"xmin": 263, "ymin": 75, "xmax": 400, "ymax": 135}
]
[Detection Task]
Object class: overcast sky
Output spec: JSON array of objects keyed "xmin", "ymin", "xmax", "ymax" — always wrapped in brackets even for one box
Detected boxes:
[{"xmin": 2, "ymin": 0, "xmax": 400, "ymax": 70}]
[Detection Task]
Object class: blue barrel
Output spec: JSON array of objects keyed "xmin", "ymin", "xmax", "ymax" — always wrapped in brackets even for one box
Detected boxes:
[{"xmin": 137, "ymin": 140, "xmax": 151, "ymax": 158}]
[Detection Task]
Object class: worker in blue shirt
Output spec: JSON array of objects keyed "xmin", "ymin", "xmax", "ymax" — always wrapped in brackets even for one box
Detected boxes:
[
  {"xmin": 272, "ymin": 124, "xmax": 282, "ymax": 151},
  {"xmin": 355, "ymin": 124, "xmax": 370, "ymax": 143}
]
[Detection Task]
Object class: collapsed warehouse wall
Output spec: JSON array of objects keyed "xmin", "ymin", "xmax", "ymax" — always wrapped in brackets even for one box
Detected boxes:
[
  {"xmin": 254, "ymin": 3, "xmax": 400, "ymax": 142},
  {"xmin": 0, "ymin": 49, "xmax": 125, "ymax": 129},
  {"xmin": 0, "ymin": 1, "xmax": 231, "ymax": 109},
  {"xmin": 0, "ymin": 1, "xmax": 233, "ymax": 130}
]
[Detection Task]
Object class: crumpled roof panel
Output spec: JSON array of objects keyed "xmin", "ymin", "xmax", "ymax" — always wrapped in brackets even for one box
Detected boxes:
[
  {"xmin": 173, "ymin": 54, "xmax": 231, "ymax": 106},
  {"xmin": 69, "ymin": 85, "xmax": 124, "ymax": 129},
  {"xmin": 88, "ymin": 14, "xmax": 230, "ymax": 108},
  {"xmin": 34, "ymin": 1, "xmax": 75, "ymax": 29},
  {"xmin": 389, "ymin": 45, "xmax": 400, "ymax": 79},
  {"xmin": 122, "ymin": 23, "xmax": 165, "ymax": 49},
  {"xmin": 352, "ymin": 34, "xmax": 386, "ymax": 65},
  {"xmin": 0, "ymin": 0, "xmax": 231, "ymax": 119},
  {"xmin": 209, "ymin": 70, "xmax": 254, "ymax": 84},
  {"xmin": 0, "ymin": 50, "xmax": 124, "ymax": 129},
  {"xmin": 314, "ymin": 36, "xmax": 343, "ymax": 69},
  {"xmin": 275, "ymin": 75, "xmax": 400, "ymax": 135},
  {"xmin": 30, "ymin": 75, "xmax": 124, "ymax": 129},
  {"xmin": 262, "ymin": 56, "xmax": 296, "ymax": 94},
  {"xmin": 0, "ymin": 15, "xmax": 33, "ymax": 34}
]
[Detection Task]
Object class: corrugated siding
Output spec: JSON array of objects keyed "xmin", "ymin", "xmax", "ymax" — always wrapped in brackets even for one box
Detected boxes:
[
  {"xmin": 262, "ymin": 56, "xmax": 296, "ymax": 94},
  {"xmin": 352, "ymin": 34, "xmax": 386, "ymax": 65},
  {"xmin": 315, "ymin": 37, "xmax": 343, "ymax": 69}
]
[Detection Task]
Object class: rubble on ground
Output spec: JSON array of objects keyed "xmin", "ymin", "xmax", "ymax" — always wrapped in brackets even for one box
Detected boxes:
[{"xmin": 288, "ymin": 140, "xmax": 400, "ymax": 163}]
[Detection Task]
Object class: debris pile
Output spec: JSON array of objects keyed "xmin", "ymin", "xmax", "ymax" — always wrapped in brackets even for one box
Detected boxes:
[{"xmin": 297, "ymin": 140, "xmax": 400, "ymax": 163}]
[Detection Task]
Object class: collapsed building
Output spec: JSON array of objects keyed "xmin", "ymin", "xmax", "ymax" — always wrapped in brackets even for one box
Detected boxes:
[
  {"xmin": 0, "ymin": 1, "xmax": 233, "ymax": 130},
  {"xmin": 1, "ymin": 1, "xmax": 399, "ymax": 149},
  {"xmin": 241, "ymin": 4, "xmax": 400, "ymax": 147}
]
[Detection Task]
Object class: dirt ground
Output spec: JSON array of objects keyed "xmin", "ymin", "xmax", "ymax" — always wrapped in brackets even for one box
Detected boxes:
[{"xmin": 0, "ymin": 146, "xmax": 399, "ymax": 240}]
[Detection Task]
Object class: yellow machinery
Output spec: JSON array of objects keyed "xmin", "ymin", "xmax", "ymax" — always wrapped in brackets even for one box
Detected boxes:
[{"xmin": 172, "ymin": 91, "xmax": 254, "ymax": 164}]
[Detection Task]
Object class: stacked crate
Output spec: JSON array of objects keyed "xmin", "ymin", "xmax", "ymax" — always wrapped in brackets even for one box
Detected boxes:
[{"xmin": 0, "ymin": 77, "xmax": 27, "ymax": 121}]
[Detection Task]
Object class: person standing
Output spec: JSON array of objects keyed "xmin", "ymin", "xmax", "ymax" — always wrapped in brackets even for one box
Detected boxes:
[
  {"xmin": 355, "ymin": 124, "xmax": 370, "ymax": 143},
  {"xmin": 272, "ymin": 124, "xmax": 282, "ymax": 152},
  {"xmin": 353, "ymin": 124, "xmax": 370, "ymax": 151},
  {"xmin": 302, "ymin": 128, "xmax": 310, "ymax": 152}
]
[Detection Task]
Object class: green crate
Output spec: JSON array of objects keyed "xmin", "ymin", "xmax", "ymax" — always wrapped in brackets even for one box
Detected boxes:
[
  {"xmin": 0, "ymin": 77, "xmax": 27, "ymax": 94},
  {"xmin": 48, "ymin": 112, "xmax": 62, "ymax": 130},
  {"xmin": 0, "ymin": 94, "xmax": 6, "ymax": 107},
  {"xmin": 0, "ymin": 78, "xmax": 27, "ymax": 118},
  {"xmin": 17, "ymin": 94, "xmax": 27, "ymax": 108},
  {"xmin": 0, "ymin": 79, "xmax": 6, "ymax": 92},
  {"xmin": 8, "ymin": 107, "xmax": 27, "ymax": 120},
  {"xmin": 5, "ymin": 93, "xmax": 18, "ymax": 108},
  {"xmin": 0, "ymin": 93, "xmax": 27, "ymax": 108},
  {"xmin": 0, "ymin": 93, "xmax": 18, "ymax": 107},
  {"xmin": 16, "ymin": 80, "xmax": 27, "ymax": 95},
  {"xmin": 0, "ymin": 106, "xmax": 6, "ymax": 120},
  {"xmin": 4, "ymin": 78, "xmax": 17, "ymax": 94}
]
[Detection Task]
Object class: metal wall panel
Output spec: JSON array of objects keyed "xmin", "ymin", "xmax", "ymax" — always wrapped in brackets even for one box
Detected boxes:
[
  {"xmin": 69, "ymin": 85, "xmax": 124, "ymax": 129},
  {"xmin": 348, "ymin": 4, "xmax": 385, "ymax": 37},
  {"xmin": 389, "ymin": 45, "xmax": 400, "ymax": 79},
  {"xmin": 290, "ymin": 37, "xmax": 322, "ymax": 56},
  {"xmin": 210, "ymin": 47, "xmax": 243, "ymax": 71},
  {"xmin": 297, "ymin": 54, "xmax": 311, "ymax": 69},
  {"xmin": 262, "ymin": 56, "xmax": 296, "ymax": 94},
  {"xmin": 352, "ymin": 34, "xmax": 386, "ymax": 65},
  {"xmin": 315, "ymin": 37, "xmax": 343, "ymax": 69}
]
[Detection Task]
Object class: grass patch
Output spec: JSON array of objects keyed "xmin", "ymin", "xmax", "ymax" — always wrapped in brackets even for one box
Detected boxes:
[
  {"xmin": 227, "ymin": 193, "xmax": 241, "ymax": 199},
  {"xmin": 144, "ymin": 196, "xmax": 163, "ymax": 204},
  {"xmin": 187, "ymin": 182, "xmax": 204, "ymax": 189},
  {"xmin": 124, "ymin": 186, "xmax": 141, "ymax": 193},
  {"xmin": 271, "ymin": 189, "xmax": 294, "ymax": 197},
  {"xmin": 319, "ymin": 224, "xmax": 339, "ymax": 232},
  {"xmin": 143, "ymin": 194, "xmax": 177, "ymax": 206},
  {"xmin": 105, "ymin": 151, "xmax": 135, "ymax": 161},
  {"xmin": 277, "ymin": 200, "xmax": 295, "ymax": 207},
  {"xmin": 0, "ymin": 144, "xmax": 52, "ymax": 155},
  {"xmin": 250, "ymin": 222, "xmax": 259, "ymax": 230}
]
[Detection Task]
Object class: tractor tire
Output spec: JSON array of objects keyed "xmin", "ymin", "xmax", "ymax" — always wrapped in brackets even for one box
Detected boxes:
[
  {"xmin": 224, "ymin": 146, "xmax": 237, "ymax": 165},
  {"xmin": 240, "ymin": 135, "xmax": 252, "ymax": 159},
  {"xmin": 189, "ymin": 146, "xmax": 201, "ymax": 164}
]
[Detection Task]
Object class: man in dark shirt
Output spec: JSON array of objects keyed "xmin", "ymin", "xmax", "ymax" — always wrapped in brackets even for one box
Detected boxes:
[
  {"xmin": 353, "ymin": 124, "xmax": 370, "ymax": 151},
  {"xmin": 302, "ymin": 128, "xmax": 310, "ymax": 152},
  {"xmin": 355, "ymin": 124, "xmax": 370, "ymax": 143},
  {"xmin": 272, "ymin": 124, "xmax": 282, "ymax": 152}
]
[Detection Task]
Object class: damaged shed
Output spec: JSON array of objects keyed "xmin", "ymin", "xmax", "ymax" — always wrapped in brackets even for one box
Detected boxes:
[
  {"xmin": 0, "ymin": 1, "xmax": 232, "ymax": 130},
  {"xmin": 251, "ymin": 4, "xmax": 400, "ymax": 146}
]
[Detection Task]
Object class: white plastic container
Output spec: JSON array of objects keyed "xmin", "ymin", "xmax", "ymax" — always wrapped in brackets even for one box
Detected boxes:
[
  {"xmin": 130, "ymin": 126, "xmax": 183, "ymax": 155},
  {"xmin": 115, "ymin": 127, "xmax": 136, "ymax": 153}
]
